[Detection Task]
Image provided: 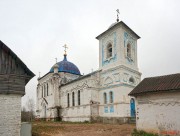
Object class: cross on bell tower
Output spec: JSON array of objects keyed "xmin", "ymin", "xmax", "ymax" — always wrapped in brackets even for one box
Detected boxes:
[{"xmin": 116, "ymin": 9, "xmax": 120, "ymax": 22}]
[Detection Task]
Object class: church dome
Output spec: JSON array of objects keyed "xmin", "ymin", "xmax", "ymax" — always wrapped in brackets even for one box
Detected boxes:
[{"xmin": 50, "ymin": 55, "xmax": 81, "ymax": 75}]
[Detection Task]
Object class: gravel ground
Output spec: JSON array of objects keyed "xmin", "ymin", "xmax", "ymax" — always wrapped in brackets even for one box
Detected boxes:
[{"xmin": 32, "ymin": 122, "xmax": 135, "ymax": 136}]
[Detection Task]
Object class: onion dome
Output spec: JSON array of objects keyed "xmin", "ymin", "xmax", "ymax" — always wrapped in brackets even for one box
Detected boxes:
[{"xmin": 50, "ymin": 54, "xmax": 81, "ymax": 75}]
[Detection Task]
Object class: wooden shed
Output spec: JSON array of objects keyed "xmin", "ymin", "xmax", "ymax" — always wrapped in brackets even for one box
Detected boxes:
[
  {"xmin": 0, "ymin": 40, "xmax": 35, "ymax": 136},
  {"xmin": 129, "ymin": 73, "xmax": 180, "ymax": 135}
]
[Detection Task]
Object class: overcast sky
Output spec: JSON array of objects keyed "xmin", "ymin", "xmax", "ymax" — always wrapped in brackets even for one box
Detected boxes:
[{"xmin": 0, "ymin": 0, "xmax": 180, "ymax": 107}]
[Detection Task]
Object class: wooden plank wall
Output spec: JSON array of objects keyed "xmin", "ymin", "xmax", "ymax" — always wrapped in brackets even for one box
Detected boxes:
[
  {"xmin": 0, "ymin": 46, "xmax": 27, "ymax": 94},
  {"xmin": 0, "ymin": 47, "xmax": 26, "ymax": 75},
  {"xmin": 0, "ymin": 75, "xmax": 25, "ymax": 94}
]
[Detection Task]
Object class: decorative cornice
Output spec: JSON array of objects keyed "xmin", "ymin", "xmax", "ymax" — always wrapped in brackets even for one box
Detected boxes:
[
  {"xmin": 61, "ymin": 70, "xmax": 101, "ymax": 86},
  {"xmin": 99, "ymin": 102, "xmax": 130, "ymax": 106},
  {"xmin": 100, "ymin": 82, "xmax": 135, "ymax": 90},
  {"xmin": 63, "ymin": 104, "xmax": 91, "ymax": 109},
  {"xmin": 63, "ymin": 115, "xmax": 91, "ymax": 118},
  {"xmin": 100, "ymin": 65, "xmax": 141, "ymax": 75},
  {"xmin": 61, "ymin": 81, "xmax": 89, "ymax": 93}
]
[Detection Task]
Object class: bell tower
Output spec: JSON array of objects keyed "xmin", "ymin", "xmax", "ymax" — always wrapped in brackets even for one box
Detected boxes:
[
  {"xmin": 96, "ymin": 16, "xmax": 141, "ymax": 118},
  {"xmin": 96, "ymin": 21, "xmax": 140, "ymax": 72}
]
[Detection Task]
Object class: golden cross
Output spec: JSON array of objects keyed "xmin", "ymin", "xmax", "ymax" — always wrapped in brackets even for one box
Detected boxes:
[{"xmin": 63, "ymin": 44, "xmax": 68, "ymax": 55}]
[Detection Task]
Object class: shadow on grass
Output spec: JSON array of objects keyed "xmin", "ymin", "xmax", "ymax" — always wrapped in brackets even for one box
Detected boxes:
[{"xmin": 131, "ymin": 129, "xmax": 159, "ymax": 136}]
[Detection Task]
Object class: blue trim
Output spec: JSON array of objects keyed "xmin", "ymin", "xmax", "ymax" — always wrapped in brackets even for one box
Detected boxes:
[
  {"xmin": 110, "ymin": 105, "xmax": 114, "ymax": 113},
  {"xmin": 102, "ymin": 32, "xmax": 117, "ymax": 66},
  {"xmin": 104, "ymin": 106, "xmax": 108, "ymax": 113},
  {"xmin": 124, "ymin": 32, "xmax": 135, "ymax": 64}
]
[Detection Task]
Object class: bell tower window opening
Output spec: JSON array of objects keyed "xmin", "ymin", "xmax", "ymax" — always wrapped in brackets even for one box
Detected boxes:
[
  {"xmin": 106, "ymin": 43, "xmax": 113, "ymax": 59},
  {"xmin": 129, "ymin": 77, "xmax": 135, "ymax": 84},
  {"xmin": 72, "ymin": 92, "xmax": 75, "ymax": 106},
  {"xmin": 127, "ymin": 43, "xmax": 131, "ymax": 58},
  {"xmin": 78, "ymin": 90, "xmax": 80, "ymax": 105}
]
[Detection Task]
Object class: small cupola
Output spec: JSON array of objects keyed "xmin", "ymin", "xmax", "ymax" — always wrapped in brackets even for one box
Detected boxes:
[{"xmin": 53, "ymin": 63, "xmax": 59, "ymax": 73}]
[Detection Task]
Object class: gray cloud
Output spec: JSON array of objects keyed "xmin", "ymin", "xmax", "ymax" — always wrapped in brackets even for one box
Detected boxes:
[{"xmin": 0, "ymin": 0, "xmax": 179, "ymax": 106}]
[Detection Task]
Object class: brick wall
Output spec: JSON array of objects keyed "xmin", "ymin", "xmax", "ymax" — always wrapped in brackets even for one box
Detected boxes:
[{"xmin": 0, "ymin": 94, "xmax": 21, "ymax": 136}]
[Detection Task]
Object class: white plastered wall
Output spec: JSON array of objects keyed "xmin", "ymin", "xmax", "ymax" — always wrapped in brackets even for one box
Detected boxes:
[
  {"xmin": 99, "ymin": 59, "xmax": 141, "ymax": 117},
  {"xmin": 60, "ymin": 74, "xmax": 99, "ymax": 122},
  {"xmin": 136, "ymin": 91, "xmax": 180, "ymax": 135}
]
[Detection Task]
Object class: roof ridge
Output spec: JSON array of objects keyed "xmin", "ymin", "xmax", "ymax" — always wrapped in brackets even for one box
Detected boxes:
[
  {"xmin": 144, "ymin": 73, "xmax": 180, "ymax": 79},
  {"xmin": 129, "ymin": 73, "xmax": 180, "ymax": 96}
]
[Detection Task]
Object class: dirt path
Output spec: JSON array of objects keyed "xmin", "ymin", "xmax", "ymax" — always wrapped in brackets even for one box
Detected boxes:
[{"xmin": 32, "ymin": 122, "xmax": 135, "ymax": 136}]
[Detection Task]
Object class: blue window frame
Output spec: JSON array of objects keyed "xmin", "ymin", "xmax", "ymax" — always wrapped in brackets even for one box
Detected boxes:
[
  {"xmin": 110, "ymin": 105, "xmax": 114, "ymax": 113},
  {"xmin": 104, "ymin": 106, "xmax": 108, "ymax": 113}
]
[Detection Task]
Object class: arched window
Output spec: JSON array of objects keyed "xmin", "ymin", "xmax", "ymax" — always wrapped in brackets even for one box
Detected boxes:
[
  {"xmin": 72, "ymin": 92, "xmax": 75, "ymax": 106},
  {"xmin": 127, "ymin": 43, "xmax": 131, "ymax": 58},
  {"xmin": 67, "ymin": 93, "xmax": 70, "ymax": 107},
  {"xmin": 78, "ymin": 90, "xmax": 80, "ymax": 106},
  {"xmin": 104, "ymin": 93, "xmax": 107, "ymax": 104},
  {"xmin": 106, "ymin": 43, "xmax": 112, "ymax": 59},
  {"xmin": 42, "ymin": 86, "xmax": 43, "ymax": 98},
  {"xmin": 44, "ymin": 85, "xmax": 46, "ymax": 97},
  {"xmin": 47, "ymin": 83, "xmax": 48, "ymax": 96},
  {"xmin": 109, "ymin": 91, "xmax": 113, "ymax": 103}
]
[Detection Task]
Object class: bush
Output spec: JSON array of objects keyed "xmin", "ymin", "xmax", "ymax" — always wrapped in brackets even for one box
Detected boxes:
[
  {"xmin": 131, "ymin": 129, "xmax": 158, "ymax": 136},
  {"xmin": 83, "ymin": 120, "xmax": 90, "ymax": 123}
]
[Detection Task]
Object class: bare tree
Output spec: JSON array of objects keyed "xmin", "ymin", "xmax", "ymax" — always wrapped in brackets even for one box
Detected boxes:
[
  {"xmin": 21, "ymin": 106, "xmax": 28, "ymax": 122},
  {"xmin": 21, "ymin": 97, "xmax": 35, "ymax": 122},
  {"xmin": 27, "ymin": 97, "xmax": 35, "ymax": 122}
]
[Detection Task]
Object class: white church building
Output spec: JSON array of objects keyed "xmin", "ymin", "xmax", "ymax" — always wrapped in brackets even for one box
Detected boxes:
[{"xmin": 36, "ymin": 19, "xmax": 141, "ymax": 123}]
